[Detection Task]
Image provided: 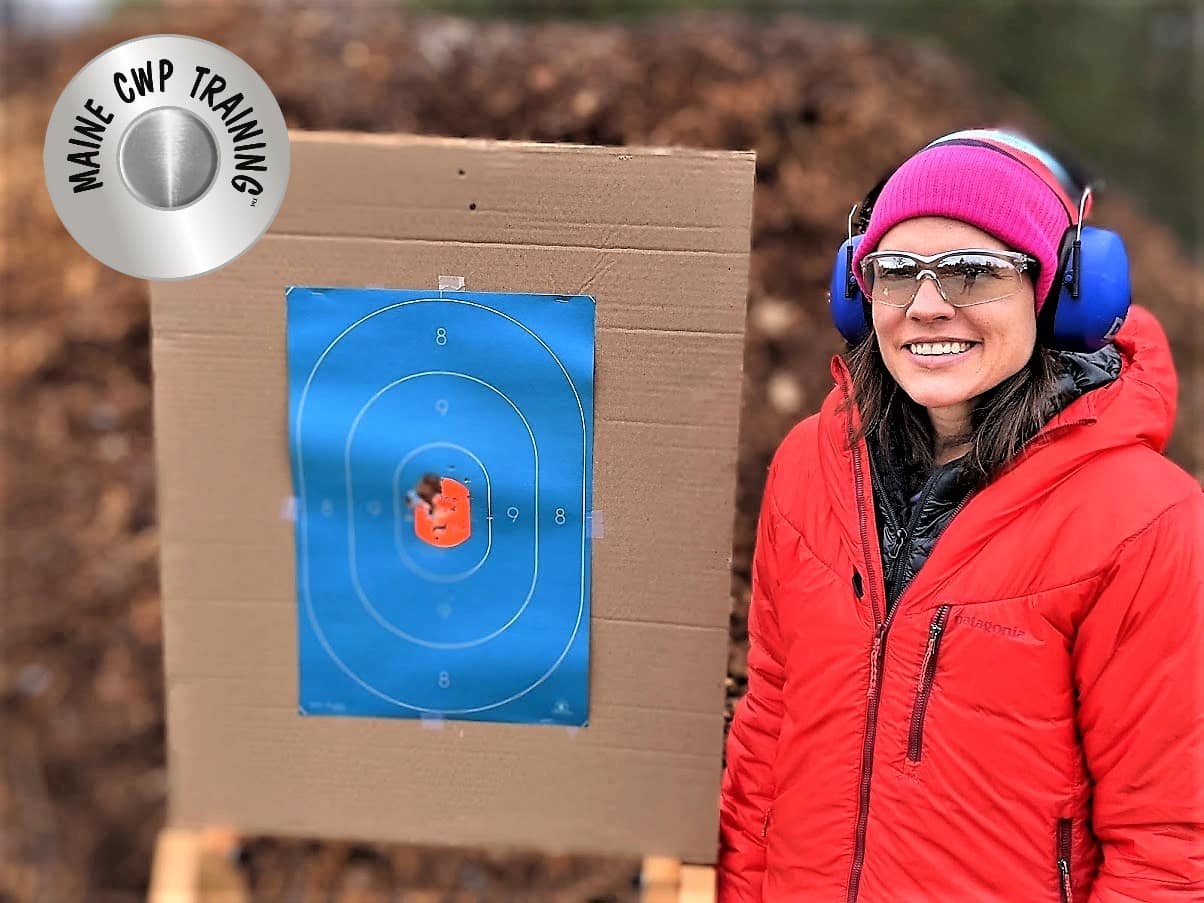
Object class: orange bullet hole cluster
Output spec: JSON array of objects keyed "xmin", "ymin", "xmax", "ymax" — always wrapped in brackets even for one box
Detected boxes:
[{"xmin": 411, "ymin": 476, "xmax": 471, "ymax": 548}]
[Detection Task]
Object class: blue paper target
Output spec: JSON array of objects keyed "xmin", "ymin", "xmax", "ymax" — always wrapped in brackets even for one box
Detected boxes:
[{"xmin": 286, "ymin": 287, "xmax": 595, "ymax": 725}]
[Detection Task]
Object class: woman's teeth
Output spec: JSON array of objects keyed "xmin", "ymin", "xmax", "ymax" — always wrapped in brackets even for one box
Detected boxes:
[{"xmin": 908, "ymin": 341, "xmax": 974, "ymax": 356}]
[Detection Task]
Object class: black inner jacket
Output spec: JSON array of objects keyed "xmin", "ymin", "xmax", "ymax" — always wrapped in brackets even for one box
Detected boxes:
[{"xmin": 867, "ymin": 345, "xmax": 1123, "ymax": 611}]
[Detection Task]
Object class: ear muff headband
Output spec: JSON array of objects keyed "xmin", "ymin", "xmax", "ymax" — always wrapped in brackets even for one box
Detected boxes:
[
  {"xmin": 923, "ymin": 128, "xmax": 1090, "ymax": 219},
  {"xmin": 921, "ymin": 137, "xmax": 1079, "ymax": 223}
]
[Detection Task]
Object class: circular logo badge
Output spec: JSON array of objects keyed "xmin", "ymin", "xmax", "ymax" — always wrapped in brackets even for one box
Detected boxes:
[{"xmin": 43, "ymin": 34, "xmax": 290, "ymax": 280}]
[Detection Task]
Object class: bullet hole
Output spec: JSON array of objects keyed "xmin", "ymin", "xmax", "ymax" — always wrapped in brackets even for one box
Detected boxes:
[
  {"xmin": 468, "ymin": 202, "xmax": 477, "ymax": 210},
  {"xmin": 407, "ymin": 472, "xmax": 443, "ymax": 514}
]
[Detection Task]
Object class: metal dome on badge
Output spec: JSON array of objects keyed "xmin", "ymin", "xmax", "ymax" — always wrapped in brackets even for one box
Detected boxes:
[{"xmin": 43, "ymin": 34, "xmax": 290, "ymax": 280}]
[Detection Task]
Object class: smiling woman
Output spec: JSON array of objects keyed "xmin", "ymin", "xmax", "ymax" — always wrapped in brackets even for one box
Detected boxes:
[
  {"xmin": 717, "ymin": 129, "xmax": 1204, "ymax": 903},
  {"xmin": 842, "ymin": 132, "xmax": 1088, "ymax": 482},
  {"xmin": 865, "ymin": 217, "xmax": 1042, "ymax": 466}
]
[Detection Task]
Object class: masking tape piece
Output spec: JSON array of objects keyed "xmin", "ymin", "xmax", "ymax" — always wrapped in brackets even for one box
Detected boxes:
[
  {"xmin": 438, "ymin": 274, "xmax": 465, "ymax": 290},
  {"xmin": 587, "ymin": 509, "xmax": 604, "ymax": 539}
]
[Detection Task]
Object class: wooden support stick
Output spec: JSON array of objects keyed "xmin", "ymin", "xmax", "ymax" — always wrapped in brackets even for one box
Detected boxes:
[
  {"xmin": 678, "ymin": 863, "xmax": 717, "ymax": 903},
  {"xmin": 148, "ymin": 827, "xmax": 247, "ymax": 903},
  {"xmin": 640, "ymin": 856, "xmax": 716, "ymax": 903}
]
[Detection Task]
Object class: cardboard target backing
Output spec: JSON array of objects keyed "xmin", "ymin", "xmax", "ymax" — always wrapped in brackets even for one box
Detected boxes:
[{"xmin": 149, "ymin": 130, "xmax": 755, "ymax": 861}]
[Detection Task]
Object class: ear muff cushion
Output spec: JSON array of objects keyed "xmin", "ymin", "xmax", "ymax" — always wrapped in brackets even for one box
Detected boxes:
[
  {"xmin": 1035, "ymin": 226, "xmax": 1077, "ymax": 339},
  {"xmin": 1049, "ymin": 226, "xmax": 1131, "ymax": 352},
  {"xmin": 830, "ymin": 234, "xmax": 871, "ymax": 345}
]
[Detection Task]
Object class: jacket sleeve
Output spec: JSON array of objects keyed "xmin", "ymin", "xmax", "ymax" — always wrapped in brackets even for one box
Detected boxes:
[
  {"xmin": 1074, "ymin": 492, "xmax": 1204, "ymax": 903},
  {"xmin": 717, "ymin": 457, "xmax": 788, "ymax": 903}
]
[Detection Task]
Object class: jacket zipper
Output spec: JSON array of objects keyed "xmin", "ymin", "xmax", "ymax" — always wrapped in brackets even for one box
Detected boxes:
[
  {"xmin": 845, "ymin": 421, "xmax": 886, "ymax": 903},
  {"xmin": 906, "ymin": 605, "xmax": 951, "ymax": 762},
  {"xmin": 1057, "ymin": 818, "xmax": 1073, "ymax": 903},
  {"xmin": 846, "ymin": 451, "xmax": 976, "ymax": 903},
  {"xmin": 761, "ymin": 806, "xmax": 772, "ymax": 839},
  {"xmin": 866, "ymin": 450, "xmax": 903, "ymax": 535},
  {"xmin": 865, "ymin": 451, "xmax": 905, "ymax": 605}
]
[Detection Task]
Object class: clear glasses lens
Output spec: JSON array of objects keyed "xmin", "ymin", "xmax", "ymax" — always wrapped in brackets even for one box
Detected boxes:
[{"xmin": 864, "ymin": 252, "xmax": 1026, "ymax": 307}]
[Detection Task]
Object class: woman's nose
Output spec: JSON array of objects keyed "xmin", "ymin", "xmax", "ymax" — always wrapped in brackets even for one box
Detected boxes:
[{"xmin": 907, "ymin": 274, "xmax": 955, "ymax": 319}]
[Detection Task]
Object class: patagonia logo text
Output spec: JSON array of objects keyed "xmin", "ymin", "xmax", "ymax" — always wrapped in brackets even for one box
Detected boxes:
[{"xmin": 953, "ymin": 613, "xmax": 1026, "ymax": 641}]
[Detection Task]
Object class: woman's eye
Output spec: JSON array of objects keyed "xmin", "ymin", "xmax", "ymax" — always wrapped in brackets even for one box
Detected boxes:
[
  {"xmin": 950, "ymin": 261, "xmax": 1003, "ymax": 281},
  {"xmin": 879, "ymin": 261, "xmax": 917, "ymax": 279}
]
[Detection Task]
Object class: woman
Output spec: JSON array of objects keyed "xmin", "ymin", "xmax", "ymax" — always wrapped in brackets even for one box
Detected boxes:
[{"xmin": 718, "ymin": 131, "xmax": 1203, "ymax": 901}]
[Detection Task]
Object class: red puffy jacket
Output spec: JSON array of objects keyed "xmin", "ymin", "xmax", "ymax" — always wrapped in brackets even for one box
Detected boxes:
[{"xmin": 718, "ymin": 305, "xmax": 1204, "ymax": 902}]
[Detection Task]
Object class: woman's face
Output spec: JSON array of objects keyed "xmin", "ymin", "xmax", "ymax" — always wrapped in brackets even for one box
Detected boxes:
[{"xmin": 870, "ymin": 216, "xmax": 1038, "ymax": 430}]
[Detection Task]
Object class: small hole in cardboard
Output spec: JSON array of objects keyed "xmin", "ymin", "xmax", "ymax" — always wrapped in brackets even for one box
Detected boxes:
[
  {"xmin": 468, "ymin": 202, "xmax": 477, "ymax": 211},
  {"xmin": 458, "ymin": 169, "xmax": 466, "ymax": 176}
]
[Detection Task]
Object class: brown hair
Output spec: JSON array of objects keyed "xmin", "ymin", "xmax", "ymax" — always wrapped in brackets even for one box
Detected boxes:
[{"xmin": 840, "ymin": 329, "xmax": 1064, "ymax": 490}]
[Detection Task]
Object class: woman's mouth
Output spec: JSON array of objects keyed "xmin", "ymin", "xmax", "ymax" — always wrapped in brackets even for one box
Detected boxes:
[{"xmin": 904, "ymin": 340, "xmax": 979, "ymax": 366}]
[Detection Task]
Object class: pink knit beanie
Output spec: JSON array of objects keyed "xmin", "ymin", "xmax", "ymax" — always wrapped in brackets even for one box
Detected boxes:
[{"xmin": 850, "ymin": 140, "xmax": 1077, "ymax": 312}]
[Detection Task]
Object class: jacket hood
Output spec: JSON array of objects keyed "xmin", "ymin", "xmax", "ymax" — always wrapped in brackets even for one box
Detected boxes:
[{"xmin": 817, "ymin": 304, "xmax": 1179, "ymax": 607}]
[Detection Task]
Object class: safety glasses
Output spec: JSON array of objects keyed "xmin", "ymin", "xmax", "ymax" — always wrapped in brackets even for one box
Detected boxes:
[{"xmin": 859, "ymin": 249, "xmax": 1038, "ymax": 309}]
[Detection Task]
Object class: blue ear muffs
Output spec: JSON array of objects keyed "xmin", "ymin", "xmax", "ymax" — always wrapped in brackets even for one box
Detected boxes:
[
  {"xmin": 827, "ymin": 219, "xmax": 1132, "ymax": 352},
  {"xmin": 829, "ymin": 136, "xmax": 1133, "ymax": 353},
  {"xmin": 828, "ymin": 232, "xmax": 871, "ymax": 346},
  {"xmin": 1040, "ymin": 224, "xmax": 1131, "ymax": 352}
]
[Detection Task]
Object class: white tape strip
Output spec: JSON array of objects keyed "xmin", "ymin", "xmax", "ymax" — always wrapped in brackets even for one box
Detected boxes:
[
  {"xmin": 420, "ymin": 715, "xmax": 445, "ymax": 730},
  {"xmin": 280, "ymin": 496, "xmax": 297, "ymax": 522},
  {"xmin": 438, "ymin": 274, "xmax": 465, "ymax": 290},
  {"xmin": 587, "ymin": 509, "xmax": 604, "ymax": 539}
]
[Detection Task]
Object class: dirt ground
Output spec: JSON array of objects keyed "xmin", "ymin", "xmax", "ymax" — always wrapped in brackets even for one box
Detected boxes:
[{"xmin": 2, "ymin": 6, "xmax": 1201, "ymax": 902}]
